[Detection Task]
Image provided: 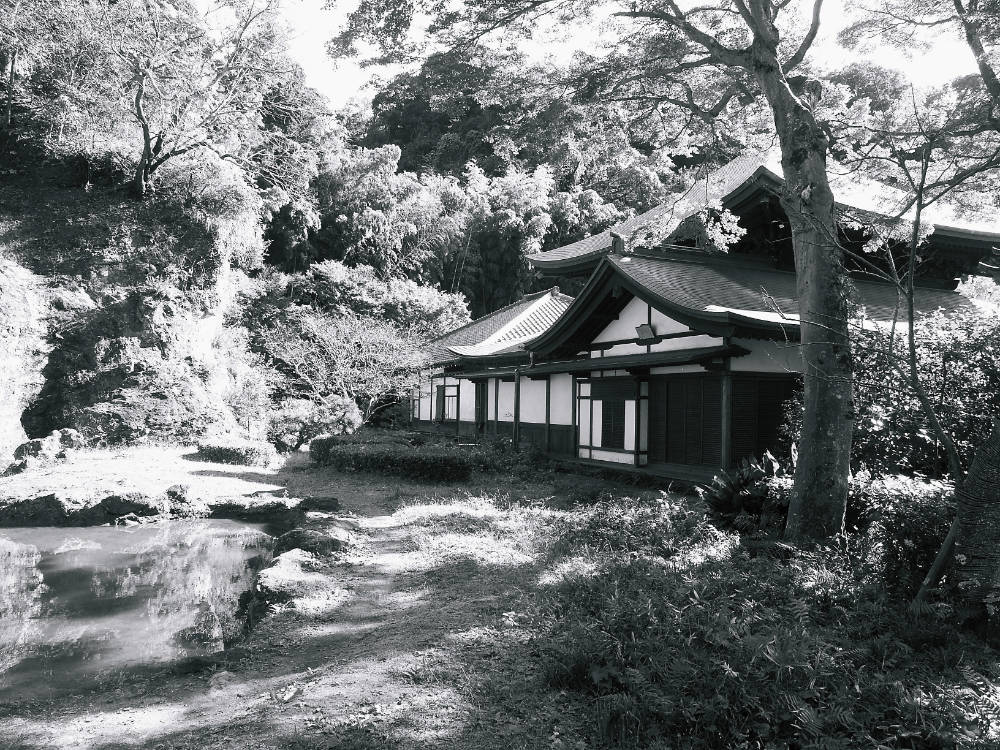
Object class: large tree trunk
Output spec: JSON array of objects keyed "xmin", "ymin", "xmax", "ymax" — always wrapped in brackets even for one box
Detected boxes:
[
  {"xmin": 954, "ymin": 419, "xmax": 1000, "ymax": 612},
  {"xmin": 755, "ymin": 62, "xmax": 854, "ymax": 540},
  {"xmin": 4, "ymin": 48, "xmax": 16, "ymax": 131}
]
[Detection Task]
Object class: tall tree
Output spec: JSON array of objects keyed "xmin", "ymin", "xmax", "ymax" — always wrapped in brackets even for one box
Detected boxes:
[
  {"xmin": 7, "ymin": 0, "xmax": 293, "ymax": 198},
  {"xmin": 335, "ymin": 0, "xmax": 854, "ymax": 539}
]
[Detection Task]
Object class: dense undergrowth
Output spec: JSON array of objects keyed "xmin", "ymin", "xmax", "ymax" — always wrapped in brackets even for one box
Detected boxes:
[
  {"xmin": 391, "ymin": 487, "xmax": 1000, "ymax": 750},
  {"xmin": 530, "ymin": 494, "xmax": 1000, "ymax": 749}
]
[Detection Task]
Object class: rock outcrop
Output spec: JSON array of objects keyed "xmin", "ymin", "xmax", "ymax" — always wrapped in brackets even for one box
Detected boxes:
[
  {"xmin": 0, "ymin": 258, "xmax": 48, "ymax": 460},
  {"xmin": 22, "ymin": 285, "xmax": 242, "ymax": 445},
  {"xmin": 273, "ymin": 527, "xmax": 349, "ymax": 556},
  {"xmin": 3, "ymin": 428, "xmax": 85, "ymax": 476},
  {"xmin": 0, "ymin": 483, "xmax": 218, "ymax": 527}
]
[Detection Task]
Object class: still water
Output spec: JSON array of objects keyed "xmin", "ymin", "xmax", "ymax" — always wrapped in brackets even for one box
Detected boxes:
[{"xmin": 0, "ymin": 519, "xmax": 272, "ymax": 698}]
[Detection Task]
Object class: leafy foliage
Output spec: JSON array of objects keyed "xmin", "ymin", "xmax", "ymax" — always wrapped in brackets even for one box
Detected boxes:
[
  {"xmin": 783, "ymin": 304, "xmax": 1000, "ymax": 477},
  {"xmin": 852, "ymin": 474, "xmax": 956, "ymax": 598},
  {"xmin": 697, "ymin": 453, "xmax": 788, "ymax": 533},
  {"xmin": 539, "ymin": 494, "xmax": 1000, "ymax": 748},
  {"xmin": 196, "ymin": 440, "xmax": 277, "ymax": 467},
  {"xmin": 266, "ymin": 397, "xmax": 363, "ymax": 453},
  {"xmin": 254, "ymin": 307, "xmax": 426, "ymax": 423}
]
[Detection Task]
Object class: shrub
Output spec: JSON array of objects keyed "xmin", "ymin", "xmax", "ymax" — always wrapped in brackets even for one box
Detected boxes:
[
  {"xmin": 855, "ymin": 474, "xmax": 955, "ymax": 598},
  {"xmin": 539, "ymin": 495, "xmax": 1000, "ymax": 748},
  {"xmin": 310, "ymin": 438, "xmax": 473, "ymax": 482},
  {"xmin": 196, "ymin": 440, "xmax": 277, "ymax": 466},
  {"xmin": 267, "ymin": 397, "xmax": 363, "ymax": 452},
  {"xmin": 783, "ymin": 306, "xmax": 1000, "ymax": 478},
  {"xmin": 697, "ymin": 453, "xmax": 788, "ymax": 533}
]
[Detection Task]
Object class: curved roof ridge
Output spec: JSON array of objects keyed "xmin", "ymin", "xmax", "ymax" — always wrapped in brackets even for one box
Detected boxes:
[{"xmin": 527, "ymin": 147, "xmax": 1000, "ymax": 272}]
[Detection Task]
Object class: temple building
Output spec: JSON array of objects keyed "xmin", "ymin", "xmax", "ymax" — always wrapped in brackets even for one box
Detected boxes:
[{"xmin": 411, "ymin": 151, "xmax": 1000, "ymax": 480}]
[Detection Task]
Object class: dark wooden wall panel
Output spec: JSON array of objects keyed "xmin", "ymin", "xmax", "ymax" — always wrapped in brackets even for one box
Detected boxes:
[{"xmin": 701, "ymin": 378, "xmax": 722, "ymax": 465}]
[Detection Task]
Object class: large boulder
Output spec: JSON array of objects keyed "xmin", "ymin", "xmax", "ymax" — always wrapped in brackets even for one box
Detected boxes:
[{"xmin": 273, "ymin": 527, "xmax": 349, "ymax": 557}]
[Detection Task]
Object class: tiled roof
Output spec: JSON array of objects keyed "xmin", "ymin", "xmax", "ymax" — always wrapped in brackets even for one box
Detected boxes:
[
  {"xmin": 610, "ymin": 253, "xmax": 972, "ymax": 328},
  {"xmin": 528, "ymin": 148, "xmax": 1000, "ymax": 270},
  {"xmin": 426, "ymin": 288, "xmax": 574, "ymax": 363}
]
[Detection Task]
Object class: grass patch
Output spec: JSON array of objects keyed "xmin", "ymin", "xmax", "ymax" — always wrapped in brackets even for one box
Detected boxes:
[{"xmin": 386, "ymin": 489, "xmax": 1000, "ymax": 749}]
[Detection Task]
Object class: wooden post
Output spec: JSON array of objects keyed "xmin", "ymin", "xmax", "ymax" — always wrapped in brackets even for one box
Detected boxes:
[
  {"xmin": 493, "ymin": 377, "xmax": 499, "ymax": 435},
  {"xmin": 634, "ymin": 377, "xmax": 642, "ymax": 466},
  {"xmin": 544, "ymin": 375, "xmax": 551, "ymax": 453},
  {"xmin": 571, "ymin": 374, "xmax": 577, "ymax": 458},
  {"xmin": 720, "ymin": 371, "xmax": 733, "ymax": 469},
  {"xmin": 513, "ymin": 370, "xmax": 521, "ymax": 448},
  {"xmin": 455, "ymin": 379, "xmax": 461, "ymax": 435}
]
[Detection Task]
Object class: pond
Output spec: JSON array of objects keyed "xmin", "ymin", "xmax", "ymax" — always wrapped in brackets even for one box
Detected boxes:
[{"xmin": 0, "ymin": 519, "xmax": 273, "ymax": 700}]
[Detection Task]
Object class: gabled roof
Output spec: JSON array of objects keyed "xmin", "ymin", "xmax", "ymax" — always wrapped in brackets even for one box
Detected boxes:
[
  {"xmin": 426, "ymin": 287, "xmax": 574, "ymax": 364},
  {"xmin": 528, "ymin": 149, "xmax": 1000, "ymax": 273},
  {"xmin": 529, "ymin": 251, "xmax": 975, "ymax": 353}
]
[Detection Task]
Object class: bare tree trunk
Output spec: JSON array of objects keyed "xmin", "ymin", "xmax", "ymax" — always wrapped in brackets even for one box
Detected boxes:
[
  {"xmin": 953, "ymin": 420, "xmax": 1000, "ymax": 613},
  {"xmin": 755, "ymin": 64, "xmax": 853, "ymax": 540},
  {"xmin": 132, "ymin": 69, "xmax": 153, "ymax": 199}
]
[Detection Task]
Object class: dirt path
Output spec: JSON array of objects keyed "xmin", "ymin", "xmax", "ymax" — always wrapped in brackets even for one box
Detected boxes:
[{"xmin": 3, "ymin": 453, "xmax": 592, "ymax": 750}]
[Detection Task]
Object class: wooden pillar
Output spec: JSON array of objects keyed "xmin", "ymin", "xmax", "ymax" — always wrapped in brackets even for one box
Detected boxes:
[
  {"xmin": 429, "ymin": 373, "xmax": 436, "ymax": 424},
  {"xmin": 544, "ymin": 375, "xmax": 551, "ymax": 452},
  {"xmin": 493, "ymin": 378, "xmax": 499, "ymax": 435},
  {"xmin": 720, "ymin": 371, "xmax": 734, "ymax": 469},
  {"xmin": 633, "ymin": 377, "xmax": 642, "ymax": 466},
  {"xmin": 513, "ymin": 370, "xmax": 521, "ymax": 448},
  {"xmin": 455, "ymin": 378, "xmax": 461, "ymax": 435},
  {"xmin": 571, "ymin": 374, "xmax": 577, "ymax": 456}
]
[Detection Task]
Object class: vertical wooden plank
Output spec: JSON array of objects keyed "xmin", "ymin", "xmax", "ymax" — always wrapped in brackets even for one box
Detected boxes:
[
  {"xmin": 633, "ymin": 377, "xmax": 641, "ymax": 465},
  {"xmin": 545, "ymin": 375, "xmax": 551, "ymax": 453},
  {"xmin": 513, "ymin": 370, "xmax": 521, "ymax": 448},
  {"xmin": 720, "ymin": 372, "xmax": 733, "ymax": 469},
  {"xmin": 455, "ymin": 379, "xmax": 461, "ymax": 435},
  {"xmin": 571, "ymin": 374, "xmax": 577, "ymax": 452},
  {"xmin": 494, "ymin": 378, "xmax": 499, "ymax": 435}
]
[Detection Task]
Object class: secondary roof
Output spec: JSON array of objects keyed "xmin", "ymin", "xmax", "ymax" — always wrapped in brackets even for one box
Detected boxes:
[
  {"xmin": 527, "ymin": 149, "xmax": 1000, "ymax": 274},
  {"xmin": 426, "ymin": 287, "xmax": 574, "ymax": 365}
]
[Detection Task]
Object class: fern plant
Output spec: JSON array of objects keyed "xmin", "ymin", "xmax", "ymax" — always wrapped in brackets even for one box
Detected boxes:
[{"xmin": 697, "ymin": 451, "xmax": 789, "ymax": 533}]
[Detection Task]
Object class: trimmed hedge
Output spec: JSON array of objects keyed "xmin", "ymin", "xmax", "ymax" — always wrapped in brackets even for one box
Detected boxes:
[
  {"xmin": 310, "ymin": 437, "xmax": 473, "ymax": 482},
  {"xmin": 196, "ymin": 440, "xmax": 277, "ymax": 466}
]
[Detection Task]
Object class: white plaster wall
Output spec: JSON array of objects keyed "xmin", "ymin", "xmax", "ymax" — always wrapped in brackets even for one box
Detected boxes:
[
  {"xmin": 418, "ymin": 372, "xmax": 433, "ymax": 421},
  {"xmin": 487, "ymin": 378, "xmax": 497, "ymax": 421},
  {"xmin": 730, "ymin": 339, "xmax": 802, "ymax": 373},
  {"xmin": 650, "ymin": 334, "xmax": 724, "ymax": 353},
  {"xmin": 578, "ymin": 399, "xmax": 591, "ymax": 445},
  {"xmin": 591, "ymin": 400, "xmax": 603, "ymax": 447},
  {"xmin": 595, "ymin": 334, "xmax": 724, "ymax": 357},
  {"xmin": 498, "ymin": 380, "xmax": 516, "ymax": 421},
  {"xmin": 624, "ymin": 400, "xmax": 636, "ymax": 451},
  {"xmin": 598, "ymin": 342, "xmax": 646, "ymax": 356},
  {"xmin": 590, "ymin": 449, "xmax": 634, "ymax": 464},
  {"xmin": 459, "ymin": 379, "xmax": 477, "ymax": 421},
  {"xmin": 649, "ymin": 364, "xmax": 705, "ymax": 375},
  {"xmin": 520, "ymin": 378, "xmax": 548, "ymax": 424},
  {"xmin": 593, "ymin": 297, "xmax": 650, "ymax": 342},
  {"xmin": 651, "ymin": 307, "xmax": 691, "ymax": 335},
  {"xmin": 550, "ymin": 374, "xmax": 573, "ymax": 425}
]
